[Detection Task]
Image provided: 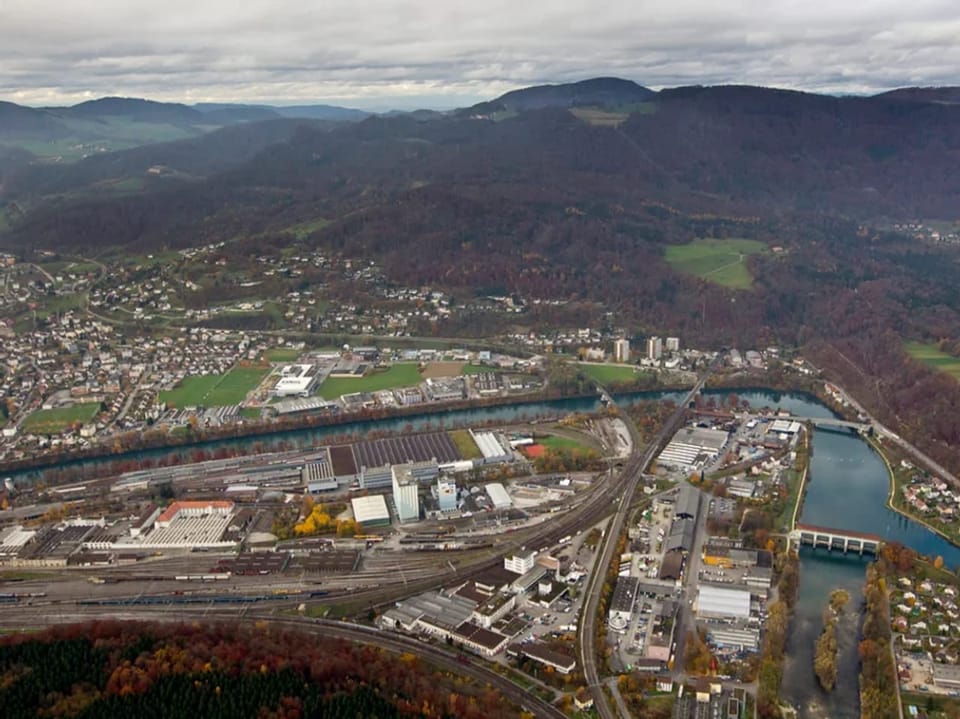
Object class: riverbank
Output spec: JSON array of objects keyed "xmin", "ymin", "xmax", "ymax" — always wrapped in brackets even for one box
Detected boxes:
[
  {"xmin": 870, "ymin": 435, "xmax": 960, "ymax": 551},
  {"xmin": 1, "ymin": 388, "xmax": 602, "ymax": 478}
]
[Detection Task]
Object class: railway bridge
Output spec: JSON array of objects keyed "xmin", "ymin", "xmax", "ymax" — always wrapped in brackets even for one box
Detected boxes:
[{"xmin": 789, "ymin": 523, "xmax": 883, "ymax": 555}]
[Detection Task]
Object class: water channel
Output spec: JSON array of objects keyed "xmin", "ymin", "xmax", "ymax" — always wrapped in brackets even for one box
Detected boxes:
[{"xmin": 4, "ymin": 386, "xmax": 957, "ymax": 715}]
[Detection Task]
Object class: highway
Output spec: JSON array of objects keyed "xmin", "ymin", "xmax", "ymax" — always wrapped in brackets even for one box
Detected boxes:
[
  {"xmin": 578, "ymin": 363, "xmax": 715, "ymax": 719},
  {"xmin": 0, "ymin": 605, "xmax": 567, "ymax": 719}
]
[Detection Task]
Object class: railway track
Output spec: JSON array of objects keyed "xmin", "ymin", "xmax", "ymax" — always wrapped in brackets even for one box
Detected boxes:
[{"xmin": 0, "ymin": 606, "xmax": 566, "ymax": 719}]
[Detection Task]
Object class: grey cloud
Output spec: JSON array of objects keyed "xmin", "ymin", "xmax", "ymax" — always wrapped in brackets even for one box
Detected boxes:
[{"xmin": 1, "ymin": 0, "xmax": 959, "ymax": 108}]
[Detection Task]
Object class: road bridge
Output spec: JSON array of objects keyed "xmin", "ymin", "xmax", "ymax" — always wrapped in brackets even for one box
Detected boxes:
[
  {"xmin": 789, "ymin": 523, "xmax": 882, "ymax": 555},
  {"xmin": 790, "ymin": 416, "xmax": 871, "ymax": 431}
]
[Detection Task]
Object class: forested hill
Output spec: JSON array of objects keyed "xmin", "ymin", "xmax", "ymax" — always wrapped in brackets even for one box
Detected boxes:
[
  {"xmin": 0, "ymin": 621, "xmax": 524, "ymax": 719},
  {"xmin": 4, "ymin": 79, "xmax": 960, "ymax": 473}
]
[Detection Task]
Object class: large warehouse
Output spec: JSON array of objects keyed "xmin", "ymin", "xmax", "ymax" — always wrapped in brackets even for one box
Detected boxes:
[
  {"xmin": 485, "ymin": 482, "xmax": 512, "ymax": 509},
  {"xmin": 696, "ymin": 585, "xmax": 751, "ymax": 621},
  {"xmin": 351, "ymin": 495, "xmax": 391, "ymax": 528},
  {"xmin": 657, "ymin": 426, "xmax": 729, "ymax": 471}
]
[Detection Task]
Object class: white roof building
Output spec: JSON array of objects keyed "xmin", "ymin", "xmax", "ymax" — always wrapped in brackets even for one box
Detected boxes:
[
  {"xmin": 485, "ymin": 482, "xmax": 512, "ymax": 509},
  {"xmin": 351, "ymin": 494, "xmax": 391, "ymax": 525},
  {"xmin": 696, "ymin": 585, "xmax": 751, "ymax": 621}
]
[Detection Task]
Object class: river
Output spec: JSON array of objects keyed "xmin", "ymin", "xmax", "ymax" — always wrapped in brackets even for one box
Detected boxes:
[
  {"xmin": 740, "ymin": 392, "xmax": 960, "ymax": 719},
  {"xmin": 4, "ymin": 386, "xmax": 953, "ymax": 715},
  {"xmin": 3, "ymin": 390, "xmax": 690, "ymax": 486}
]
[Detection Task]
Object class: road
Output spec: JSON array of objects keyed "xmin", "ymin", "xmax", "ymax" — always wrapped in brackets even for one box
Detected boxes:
[
  {"xmin": 578, "ymin": 362, "xmax": 715, "ymax": 719},
  {"xmin": 814, "ymin": 365, "xmax": 960, "ymax": 486},
  {"xmin": 0, "ymin": 605, "xmax": 567, "ymax": 719}
]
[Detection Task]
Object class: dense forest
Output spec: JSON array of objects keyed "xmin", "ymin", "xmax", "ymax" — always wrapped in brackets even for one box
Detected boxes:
[{"xmin": 0, "ymin": 621, "xmax": 523, "ymax": 719}]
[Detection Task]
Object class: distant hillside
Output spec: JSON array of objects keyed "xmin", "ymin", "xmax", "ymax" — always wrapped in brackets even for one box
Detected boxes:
[
  {"xmin": 874, "ymin": 86, "xmax": 960, "ymax": 105},
  {"xmin": 194, "ymin": 104, "xmax": 284, "ymax": 124},
  {"xmin": 463, "ymin": 77, "xmax": 655, "ymax": 116},
  {"xmin": 270, "ymin": 104, "xmax": 371, "ymax": 121},
  {"xmin": 56, "ymin": 97, "xmax": 206, "ymax": 124},
  {"xmin": 3, "ymin": 118, "xmax": 330, "ymax": 199},
  {"xmin": 0, "ymin": 101, "xmax": 70, "ymax": 140}
]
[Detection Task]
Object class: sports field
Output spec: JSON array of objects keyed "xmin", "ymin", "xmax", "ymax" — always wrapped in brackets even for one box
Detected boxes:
[
  {"xmin": 539, "ymin": 435, "xmax": 592, "ymax": 453},
  {"xmin": 904, "ymin": 341, "xmax": 960, "ymax": 380},
  {"xmin": 318, "ymin": 363, "xmax": 422, "ymax": 399},
  {"xmin": 22, "ymin": 403, "xmax": 99, "ymax": 434},
  {"xmin": 664, "ymin": 238, "xmax": 768, "ymax": 289},
  {"xmin": 159, "ymin": 366, "xmax": 268, "ymax": 408},
  {"xmin": 578, "ymin": 363, "xmax": 639, "ymax": 385},
  {"xmin": 264, "ymin": 347, "xmax": 303, "ymax": 362}
]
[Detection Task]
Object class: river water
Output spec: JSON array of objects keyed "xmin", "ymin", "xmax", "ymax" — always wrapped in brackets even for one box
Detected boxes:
[
  {"xmin": 742, "ymin": 393, "xmax": 960, "ymax": 719},
  {"xmin": 4, "ymin": 386, "xmax": 954, "ymax": 715},
  {"xmin": 3, "ymin": 390, "xmax": 689, "ymax": 486}
]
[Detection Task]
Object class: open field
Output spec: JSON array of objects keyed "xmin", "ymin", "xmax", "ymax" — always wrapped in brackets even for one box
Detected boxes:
[
  {"xmin": 159, "ymin": 366, "xmax": 268, "ymax": 408},
  {"xmin": 460, "ymin": 363, "xmax": 499, "ymax": 375},
  {"xmin": 570, "ymin": 108, "xmax": 629, "ymax": 127},
  {"xmin": 318, "ymin": 363, "xmax": 422, "ymax": 399},
  {"xmin": 449, "ymin": 429, "xmax": 482, "ymax": 460},
  {"xmin": 577, "ymin": 363, "xmax": 640, "ymax": 385},
  {"xmin": 421, "ymin": 361, "xmax": 496, "ymax": 378},
  {"xmin": 421, "ymin": 361, "xmax": 463, "ymax": 379},
  {"xmin": 904, "ymin": 341, "xmax": 960, "ymax": 380},
  {"xmin": 22, "ymin": 402, "xmax": 99, "ymax": 434},
  {"xmin": 285, "ymin": 217, "xmax": 330, "ymax": 240},
  {"xmin": 538, "ymin": 435, "xmax": 592, "ymax": 453},
  {"xmin": 264, "ymin": 347, "xmax": 303, "ymax": 362},
  {"xmin": 664, "ymin": 237, "xmax": 768, "ymax": 289}
]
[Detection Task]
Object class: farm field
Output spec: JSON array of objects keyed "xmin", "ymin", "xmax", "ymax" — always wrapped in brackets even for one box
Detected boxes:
[
  {"xmin": 22, "ymin": 402, "xmax": 100, "ymax": 434},
  {"xmin": 318, "ymin": 363, "xmax": 422, "ymax": 399},
  {"xmin": 578, "ymin": 363, "xmax": 640, "ymax": 385},
  {"xmin": 664, "ymin": 237, "xmax": 768, "ymax": 289},
  {"xmin": 159, "ymin": 366, "xmax": 268, "ymax": 408},
  {"xmin": 904, "ymin": 341, "xmax": 960, "ymax": 380}
]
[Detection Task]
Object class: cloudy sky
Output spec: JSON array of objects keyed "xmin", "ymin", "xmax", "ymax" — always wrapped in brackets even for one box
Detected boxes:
[{"xmin": 1, "ymin": 0, "xmax": 958, "ymax": 109}]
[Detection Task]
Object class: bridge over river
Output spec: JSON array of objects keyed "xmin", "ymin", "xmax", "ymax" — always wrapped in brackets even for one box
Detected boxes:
[
  {"xmin": 789, "ymin": 523, "xmax": 883, "ymax": 555},
  {"xmin": 789, "ymin": 416, "xmax": 871, "ymax": 431}
]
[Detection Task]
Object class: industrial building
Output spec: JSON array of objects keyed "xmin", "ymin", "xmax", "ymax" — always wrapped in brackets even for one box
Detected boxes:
[
  {"xmin": 124, "ymin": 500, "xmax": 238, "ymax": 550},
  {"xmin": 657, "ymin": 426, "xmax": 729, "ymax": 470},
  {"xmin": 504, "ymin": 552, "xmax": 536, "ymax": 575},
  {"xmin": 471, "ymin": 431, "xmax": 513, "ymax": 464},
  {"xmin": 665, "ymin": 337, "xmax": 680, "ymax": 352},
  {"xmin": 350, "ymin": 494, "xmax": 391, "ymax": 528},
  {"xmin": 933, "ymin": 663, "xmax": 960, "ymax": 691},
  {"xmin": 392, "ymin": 465, "xmax": 421, "ymax": 523},
  {"xmin": 379, "ymin": 590, "xmax": 510, "ymax": 657},
  {"xmin": 508, "ymin": 642, "xmax": 577, "ymax": 675},
  {"xmin": 302, "ymin": 448, "xmax": 338, "ymax": 493},
  {"xmin": 608, "ymin": 576, "xmax": 639, "ymax": 631},
  {"xmin": 273, "ymin": 364, "xmax": 320, "ymax": 397},
  {"xmin": 485, "ymin": 482, "xmax": 512, "ymax": 509},
  {"xmin": 665, "ymin": 518, "xmax": 695, "ymax": 553},
  {"xmin": 768, "ymin": 419, "xmax": 803, "ymax": 436},
  {"xmin": 436, "ymin": 478, "xmax": 457, "ymax": 512},
  {"xmin": 675, "ymin": 484, "xmax": 700, "ymax": 520},
  {"xmin": 706, "ymin": 626, "xmax": 760, "ymax": 652},
  {"xmin": 696, "ymin": 585, "xmax": 751, "ymax": 621}
]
